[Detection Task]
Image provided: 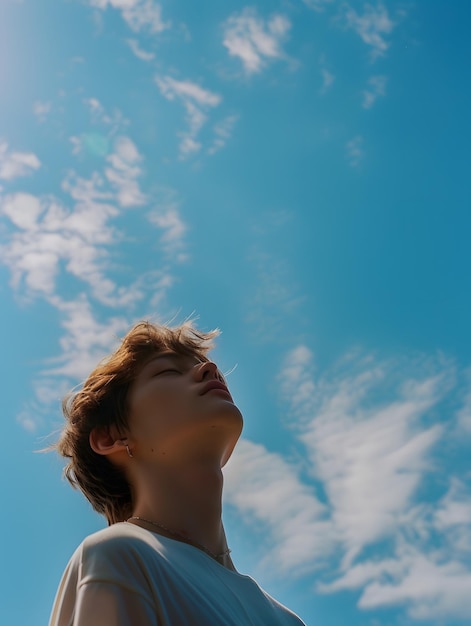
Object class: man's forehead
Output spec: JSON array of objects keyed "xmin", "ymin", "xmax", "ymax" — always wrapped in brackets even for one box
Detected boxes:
[{"xmin": 142, "ymin": 351, "xmax": 208, "ymax": 368}]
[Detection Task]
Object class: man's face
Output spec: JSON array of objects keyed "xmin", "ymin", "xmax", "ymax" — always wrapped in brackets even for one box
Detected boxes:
[{"xmin": 125, "ymin": 351, "xmax": 243, "ymax": 466}]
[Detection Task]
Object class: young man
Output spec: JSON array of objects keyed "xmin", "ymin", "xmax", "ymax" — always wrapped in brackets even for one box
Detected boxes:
[{"xmin": 50, "ymin": 321, "xmax": 306, "ymax": 625}]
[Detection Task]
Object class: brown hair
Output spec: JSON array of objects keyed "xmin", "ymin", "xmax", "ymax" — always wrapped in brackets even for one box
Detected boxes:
[{"xmin": 56, "ymin": 321, "xmax": 219, "ymax": 525}]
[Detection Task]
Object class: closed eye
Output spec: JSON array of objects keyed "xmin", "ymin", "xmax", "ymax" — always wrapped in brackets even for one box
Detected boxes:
[{"xmin": 153, "ymin": 368, "xmax": 182, "ymax": 376}]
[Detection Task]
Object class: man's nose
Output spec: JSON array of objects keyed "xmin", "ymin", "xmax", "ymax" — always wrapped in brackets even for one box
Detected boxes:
[{"xmin": 194, "ymin": 360, "xmax": 220, "ymax": 381}]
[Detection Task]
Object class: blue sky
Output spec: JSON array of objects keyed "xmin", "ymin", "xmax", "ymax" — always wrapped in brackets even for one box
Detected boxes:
[{"xmin": 1, "ymin": 1, "xmax": 471, "ymax": 624}]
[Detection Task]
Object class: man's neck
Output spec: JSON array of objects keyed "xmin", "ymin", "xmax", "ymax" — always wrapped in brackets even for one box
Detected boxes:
[{"xmin": 130, "ymin": 459, "xmax": 234, "ymax": 569}]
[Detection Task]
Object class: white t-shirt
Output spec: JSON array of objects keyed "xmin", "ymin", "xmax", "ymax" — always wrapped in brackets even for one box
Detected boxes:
[{"xmin": 49, "ymin": 522, "xmax": 306, "ymax": 625}]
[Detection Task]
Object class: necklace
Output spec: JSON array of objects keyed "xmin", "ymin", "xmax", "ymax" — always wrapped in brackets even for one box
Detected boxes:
[{"xmin": 126, "ymin": 516, "xmax": 231, "ymax": 561}]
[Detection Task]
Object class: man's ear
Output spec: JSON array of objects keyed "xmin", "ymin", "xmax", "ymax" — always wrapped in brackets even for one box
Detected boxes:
[{"xmin": 89, "ymin": 425, "xmax": 128, "ymax": 457}]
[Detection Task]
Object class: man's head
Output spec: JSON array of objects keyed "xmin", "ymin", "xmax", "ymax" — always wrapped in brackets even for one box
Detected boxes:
[{"xmin": 56, "ymin": 321, "xmax": 223, "ymax": 525}]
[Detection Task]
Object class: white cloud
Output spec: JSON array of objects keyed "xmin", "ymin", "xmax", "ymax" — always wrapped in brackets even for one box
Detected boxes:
[
  {"xmin": 69, "ymin": 136, "xmax": 82, "ymax": 155},
  {"xmin": 1, "ymin": 137, "xmax": 185, "ymax": 433},
  {"xmin": 0, "ymin": 185, "xmax": 118, "ymax": 300},
  {"xmin": 208, "ymin": 115, "xmax": 239, "ymax": 155},
  {"xmin": 105, "ymin": 136, "xmax": 147, "ymax": 206},
  {"xmin": 155, "ymin": 76, "xmax": 221, "ymax": 158},
  {"xmin": 146, "ymin": 187, "xmax": 188, "ymax": 262},
  {"xmin": 82, "ymin": 97, "xmax": 129, "ymax": 132},
  {"xmin": 156, "ymin": 77, "xmax": 221, "ymax": 107},
  {"xmin": 318, "ymin": 54, "xmax": 335, "ymax": 95},
  {"xmin": 178, "ymin": 136, "xmax": 201, "ymax": 156},
  {"xmin": 1, "ymin": 192, "xmax": 43, "ymax": 230},
  {"xmin": 41, "ymin": 269, "xmax": 175, "ymax": 382},
  {"xmin": 358, "ymin": 546, "xmax": 471, "ymax": 620},
  {"xmin": 346, "ymin": 135, "xmax": 364, "ymax": 167},
  {"xmin": 274, "ymin": 345, "xmax": 471, "ymax": 619},
  {"xmin": 342, "ymin": 2, "xmax": 394, "ymax": 59},
  {"xmin": 434, "ymin": 478, "xmax": 471, "ymax": 550},
  {"xmin": 320, "ymin": 542, "xmax": 471, "ymax": 620},
  {"xmin": 126, "ymin": 38, "xmax": 155, "ymax": 61},
  {"xmin": 154, "ymin": 209, "xmax": 185, "ymax": 243},
  {"xmin": 34, "ymin": 377, "xmax": 70, "ymax": 406},
  {"xmin": 84, "ymin": 96, "xmax": 104, "ymax": 117},
  {"xmin": 1, "ymin": 137, "xmax": 146, "ymax": 304},
  {"xmin": 278, "ymin": 345, "xmax": 316, "ymax": 421},
  {"xmin": 89, "ymin": 0, "xmax": 168, "ymax": 34},
  {"xmin": 32, "ymin": 101, "xmax": 52, "ymax": 123},
  {"xmin": 245, "ymin": 241, "xmax": 304, "ymax": 342},
  {"xmin": 362, "ymin": 74, "xmax": 387, "ymax": 108},
  {"xmin": 108, "ymin": 135, "xmax": 141, "ymax": 165},
  {"xmin": 222, "ymin": 8, "xmax": 291, "ymax": 75},
  {"xmin": 0, "ymin": 141, "xmax": 41, "ymax": 180},
  {"xmin": 45, "ymin": 294, "xmax": 130, "ymax": 380},
  {"xmin": 16, "ymin": 409, "xmax": 40, "ymax": 433},
  {"xmin": 224, "ymin": 438, "xmax": 332, "ymax": 574},
  {"xmin": 298, "ymin": 366, "xmax": 446, "ymax": 564},
  {"xmin": 0, "ymin": 134, "xmax": 181, "ymax": 314},
  {"xmin": 148, "ymin": 208, "xmax": 187, "ymax": 262},
  {"xmin": 320, "ymin": 67, "xmax": 335, "ymax": 94}
]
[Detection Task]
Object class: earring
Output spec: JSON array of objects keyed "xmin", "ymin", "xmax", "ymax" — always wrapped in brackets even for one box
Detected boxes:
[{"xmin": 120, "ymin": 439, "xmax": 133, "ymax": 458}]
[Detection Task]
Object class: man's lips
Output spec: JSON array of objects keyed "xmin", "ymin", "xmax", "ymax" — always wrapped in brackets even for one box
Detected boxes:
[{"xmin": 200, "ymin": 380, "xmax": 232, "ymax": 398}]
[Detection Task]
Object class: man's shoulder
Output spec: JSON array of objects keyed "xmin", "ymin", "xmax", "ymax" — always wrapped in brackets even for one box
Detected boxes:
[
  {"xmin": 81, "ymin": 521, "xmax": 164, "ymax": 559},
  {"xmin": 82, "ymin": 521, "xmax": 143, "ymax": 547},
  {"xmin": 73, "ymin": 522, "xmax": 169, "ymax": 584}
]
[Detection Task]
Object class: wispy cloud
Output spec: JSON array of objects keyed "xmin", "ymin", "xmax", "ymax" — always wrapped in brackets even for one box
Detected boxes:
[
  {"xmin": 362, "ymin": 74, "xmax": 387, "ymax": 108},
  {"xmin": 0, "ymin": 141, "xmax": 41, "ymax": 180},
  {"xmin": 83, "ymin": 97, "xmax": 106, "ymax": 120},
  {"xmin": 1, "ymin": 133, "xmax": 188, "ymax": 434},
  {"xmin": 324, "ymin": 542, "xmax": 471, "ymax": 621},
  {"xmin": 319, "ymin": 54, "xmax": 335, "ymax": 95},
  {"xmin": 434, "ymin": 477, "xmax": 471, "ymax": 545},
  {"xmin": 224, "ymin": 438, "xmax": 332, "ymax": 575},
  {"xmin": 320, "ymin": 67, "xmax": 335, "ymax": 94},
  {"xmin": 296, "ymin": 355, "xmax": 448, "ymax": 564},
  {"xmin": 155, "ymin": 76, "xmax": 221, "ymax": 107},
  {"xmin": 0, "ymin": 136, "xmax": 147, "ymax": 304},
  {"xmin": 0, "ymin": 185, "xmax": 118, "ymax": 302},
  {"xmin": 89, "ymin": 0, "xmax": 168, "ymax": 34},
  {"xmin": 245, "ymin": 243, "xmax": 304, "ymax": 342},
  {"xmin": 155, "ymin": 76, "xmax": 221, "ymax": 158},
  {"xmin": 226, "ymin": 339, "xmax": 471, "ymax": 619},
  {"xmin": 105, "ymin": 136, "xmax": 147, "ymax": 207},
  {"xmin": 126, "ymin": 38, "xmax": 155, "ymax": 61},
  {"xmin": 278, "ymin": 345, "xmax": 316, "ymax": 422},
  {"xmin": 82, "ymin": 97, "xmax": 129, "ymax": 132},
  {"xmin": 0, "ymin": 134, "xmax": 184, "ymax": 313},
  {"xmin": 149, "ymin": 210, "xmax": 186, "ymax": 254},
  {"xmin": 275, "ymin": 345, "xmax": 471, "ymax": 619},
  {"xmin": 45, "ymin": 295, "xmax": 130, "ymax": 380},
  {"xmin": 346, "ymin": 135, "xmax": 364, "ymax": 167},
  {"xmin": 147, "ymin": 189, "xmax": 188, "ymax": 262},
  {"xmin": 16, "ymin": 409, "xmax": 41, "ymax": 433},
  {"xmin": 0, "ymin": 191, "xmax": 43, "ymax": 230},
  {"xmin": 222, "ymin": 8, "xmax": 291, "ymax": 75},
  {"xmin": 208, "ymin": 114, "xmax": 239, "ymax": 155},
  {"xmin": 342, "ymin": 2, "xmax": 394, "ymax": 59}
]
